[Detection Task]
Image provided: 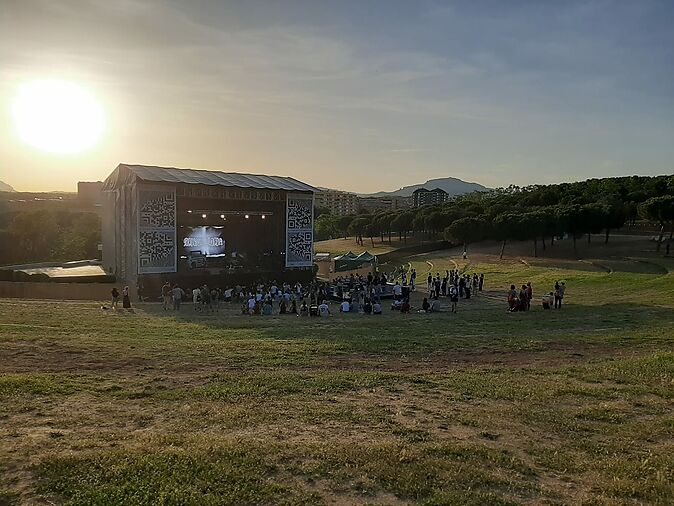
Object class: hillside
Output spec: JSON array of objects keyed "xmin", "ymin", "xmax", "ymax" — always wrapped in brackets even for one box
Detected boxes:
[
  {"xmin": 364, "ymin": 176, "xmax": 488, "ymax": 198},
  {"xmin": 0, "ymin": 180, "xmax": 16, "ymax": 192}
]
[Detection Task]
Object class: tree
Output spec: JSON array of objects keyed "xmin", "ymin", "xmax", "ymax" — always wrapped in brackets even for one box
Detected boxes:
[
  {"xmin": 443, "ymin": 216, "xmax": 488, "ymax": 253},
  {"xmin": 391, "ymin": 212, "xmax": 414, "ymax": 243},
  {"xmin": 602, "ymin": 202, "xmax": 627, "ymax": 244},
  {"xmin": 493, "ymin": 213, "xmax": 526, "ymax": 259},
  {"xmin": 314, "ymin": 214, "xmax": 338, "ymax": 241},
  {"xmin": 348, "ymin": 217, "xmax": 369, "ymax": 246},
  {"xmin": 554, "ymin": 205, "xmax": 583, "ymax": 255},
  {"xmin": 336, "ymin": 216, "xmax": 354, "ymax": 240},
  {"xmin": 639, "ymin": 196, "xmax": 674, "ymax": 252}
]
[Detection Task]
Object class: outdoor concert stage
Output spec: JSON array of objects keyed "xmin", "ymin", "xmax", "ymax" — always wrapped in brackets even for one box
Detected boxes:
[{"xmin": 102, "ymin": 164, "xmax": 316, "ymax": 293}]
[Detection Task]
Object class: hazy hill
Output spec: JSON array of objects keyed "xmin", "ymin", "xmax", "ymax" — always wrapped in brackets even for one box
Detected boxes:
[
  {"xmin": 0, "ymin": 180, "xmax": 16, "ymax": 192},
  {"xmin": 363, "ymin": 177, "xmax": 488, "ymax": 198}
]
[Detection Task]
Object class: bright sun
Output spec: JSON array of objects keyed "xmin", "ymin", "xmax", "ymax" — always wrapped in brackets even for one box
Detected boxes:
[{"xmin": 12, "ymin": 79, "xmax": 105, "ymax": 154}]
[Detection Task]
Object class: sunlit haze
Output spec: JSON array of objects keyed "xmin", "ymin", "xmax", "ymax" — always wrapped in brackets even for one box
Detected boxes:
[
  {"xmin": 1, "ymin": 0, "xmax": 673, "ymax": 192},
  {"xmin": 12, "ymin": 79, "xmax": 105, "ymax": 154}
]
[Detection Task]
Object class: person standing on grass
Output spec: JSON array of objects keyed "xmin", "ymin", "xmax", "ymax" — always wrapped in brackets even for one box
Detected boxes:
[
  {"xmin": 559, "ymin": 282, "xmax": 566, "ymax": 308},
  {"xmin": 410, "ymin": 269, "xmax": 417, "ymax": 291},
  {"xmin": 122, "ymin": 286, "xmax": 131, "ymax": 309},
  {"xmin": 518, "ymin": 285, "xmax": 529, "ymax": 311},
  {"xmin": 554, "ymin": 281, "xmax": 561, "ymax": 309},
  {"xmin": 526, "ymin": 282, "xmax": 533, "ymax": 310},
  {"xmin": 393, "ymin": 281, "xmax": 403, "ymax": 301},
  {"xmin": 449, "ymin": 284, "xmax": 458, "ymax": 313},
  {"xmin": 172, "ymin": 284, "xmax": 184, "ymax": 311},
  {"xmin": 508, "ymin": 285, "xmax": 518, "ymax": 311},
  {"xmin": 479, "ymin": 274, "xmax": 484, "ymax": 291},
  {"xmin": 191, "ymin": 287, "xmax": 199, "ymax": 310},
  {"xmin": 161, "ymin": 281, "xmax": 172, "ymax": 311},
  {"xmin": 111, "ymin": 287, "xmax": 120, "ymax": 310},
  {"xmin": 427, "ymin": 272, "xmax": 433, "ymax": 293}
]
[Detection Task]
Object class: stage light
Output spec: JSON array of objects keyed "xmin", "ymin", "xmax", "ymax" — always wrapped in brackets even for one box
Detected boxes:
[
  {"xmin": 220, "ymin": 214, "xmax": 225, "ymax": 219},
  {"xmin": 187, "ymin": 210, "xmax": 192, "ymax": 213},
  {"xmin": 245, "ymin": 214, "xmax": 249, "ymax": 219},
  {"xmin": 201, "ymin": 213, "xmax": 207, "ymax": 219},
  {"xmin": 261, "ymin": 214, "xmax": 266, "ymax": 219}
]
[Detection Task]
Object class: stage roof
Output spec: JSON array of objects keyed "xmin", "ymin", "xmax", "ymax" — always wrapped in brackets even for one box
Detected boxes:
[{"xmin": 103, "ymin": 164, "xmax": 316, "ymax": 193}]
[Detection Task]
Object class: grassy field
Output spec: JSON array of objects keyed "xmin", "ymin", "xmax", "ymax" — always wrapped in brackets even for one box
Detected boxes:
[
  {"xmin": 315, "ymin": 236, "xmax": 424, "ymax": 256},
  {"xmin": 1, "ymin": 237, "xmax": 674, "ymax": 505}
]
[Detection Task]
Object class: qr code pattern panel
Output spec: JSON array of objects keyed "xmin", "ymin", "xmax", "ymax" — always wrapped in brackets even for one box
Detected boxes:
[
  {"xmin": 138, "ymin": 186, "xmax": 177, "ymax": 273},
  {"xmin": 139, "ymin": 189, "xmax": 176, "ymax": 228},
  {"xmin": 287, "ymin": 198, "xmax": 312, "ymax": 229},
  {"xmin": 138, "ymin": 231, "xmax": 175, "ymax": 268},
  {"xmin": 287, "ymin": 230, "xmax": 313, "ymax": 264},
  {"xmin": 286, "ymin": 194, "xmax": 313, "ymax": 267}
]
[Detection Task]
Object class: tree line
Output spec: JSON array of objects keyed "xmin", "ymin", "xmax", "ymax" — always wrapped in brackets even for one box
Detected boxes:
[
  {"xmin": 0, "ymin": 208, "xmax": 101, "ymax": 265},
  {"xmin": 315, "ymin": 175, "xmax": 674, "ymax": 256}
]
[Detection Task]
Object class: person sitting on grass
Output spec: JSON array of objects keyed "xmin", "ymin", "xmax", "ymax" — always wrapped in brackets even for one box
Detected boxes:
[
  {"xmin": 363, "ymin": 299, "xmax": 372, "ymax": 314},
  {"xmin": 279, "ymin": 298, "xmax": 287, "ymax": 314},
  {"xmin": 421, "ymin": 297, "xmax": 430, "ymax": 313},
  {"xmin": 400, "ymin": 298, "xmax": 411, "ymax": 313},
  {"xmin": 318, "ymin": 301, "xmax": 331, "ymax": 317},
  {"xmin": 373, "ymin": 301, "xmax": 382, "ymax": 315},
  {"xmin": 340, "ymin": 299, "xmax": 350, "ymax": 313},
  {"xmin": 299, "ymin": 300, "xmax": 309, "ymax": 317},
  {"xmin": 542, "ymin": 292, "xmax": 553, "ymax": 310},
  {"xmin": 262, "ymin": 298, "xmax": 273, "ymax": 315},
  {"xmin": 430, "ymin": 298, "xmax": 441, "ymax": 312}
]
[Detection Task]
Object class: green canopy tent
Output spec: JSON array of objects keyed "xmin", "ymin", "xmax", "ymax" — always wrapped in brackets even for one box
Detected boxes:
[{"xmin": 333, "ymin": 251, "xmax": 377, "ymax": 273}]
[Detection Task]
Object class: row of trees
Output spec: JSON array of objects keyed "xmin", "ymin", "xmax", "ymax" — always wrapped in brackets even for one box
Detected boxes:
[
  {"xmin": 315, "ymin": 175, "xmax": 674, "ymax": 255},
  {"xmin": 0, "ymin": 209, "xmax": 101, "ymax": 265}
]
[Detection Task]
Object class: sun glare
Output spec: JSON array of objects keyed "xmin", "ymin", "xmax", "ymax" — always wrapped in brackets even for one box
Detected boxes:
[{"xmin": 11, "ymin": 79, "xmax": 105, "ymax": 154}]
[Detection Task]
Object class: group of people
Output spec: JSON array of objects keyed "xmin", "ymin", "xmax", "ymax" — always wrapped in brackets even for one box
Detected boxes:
[
  {"xmin": 108, "ymin": 286, "xmax": 131, "ymax": 310},
  {"xmin": 507, "ymin": 281, "xmax": 566, "ymax": 312},
  {"xmin": 427, "ymin": 271, "xmax": 484, "ymax": 298}
]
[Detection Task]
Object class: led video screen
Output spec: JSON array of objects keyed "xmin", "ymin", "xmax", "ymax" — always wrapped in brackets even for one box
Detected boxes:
[{"xmin": 181, "ymin": 226, "xmax": 226, "ymax": 257}]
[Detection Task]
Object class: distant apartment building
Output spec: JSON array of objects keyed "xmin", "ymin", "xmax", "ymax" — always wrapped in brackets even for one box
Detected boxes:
[
  {"xmin": 77, "ymin": 181, "xmax": 104, "ymax": 205},
  {"xmin": 358, "ymin": 196, "xmax": 413, "ymax": 213},
  {"xmin": 412, "ymin": 188, "xmax": 449, "ymax": 207},
  {"xmin": 314, "ymin": 188, "xmax": 359, "ymax": 216}
]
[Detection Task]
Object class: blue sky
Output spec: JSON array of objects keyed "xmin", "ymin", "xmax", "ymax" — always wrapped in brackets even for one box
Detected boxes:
[{"xmin": 1, "ymin": 0, "xmax": 672, "ymax": 192}]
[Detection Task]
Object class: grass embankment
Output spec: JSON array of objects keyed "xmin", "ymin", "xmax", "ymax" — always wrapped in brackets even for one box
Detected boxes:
[{"xmin": 1, "ymin": 239, "xmax": 674, "ymax": 504}]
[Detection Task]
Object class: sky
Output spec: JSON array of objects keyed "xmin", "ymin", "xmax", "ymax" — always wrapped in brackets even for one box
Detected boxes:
[{"xmin": 1, "ymin": 0, "xmax": 673, "ymax": 193}]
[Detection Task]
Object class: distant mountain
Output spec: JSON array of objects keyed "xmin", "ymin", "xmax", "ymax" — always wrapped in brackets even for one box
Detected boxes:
[
  {"xmin": 363, "ymin": 177, "xmax": 488, "ymax": 198},
  {"xmin": 0, "ymin": 180, "xmax": 16, "ymax": 192}
]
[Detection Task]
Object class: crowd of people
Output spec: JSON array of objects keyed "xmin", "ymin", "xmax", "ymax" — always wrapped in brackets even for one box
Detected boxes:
[{"xmin": 106, "ymin": 266, "xmax": 571, "ymax": 318}]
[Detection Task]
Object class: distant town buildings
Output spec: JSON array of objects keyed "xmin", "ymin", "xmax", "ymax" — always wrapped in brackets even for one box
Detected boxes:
[
  {"xmin": 412, "ymin": 188, "xmax": 449, "ymax": 207},
  {"xmin": 314, "ymin": 188, "xmax": 359, "ymax": 216},
  {"xmin": 358, "ymin": 195, "xmax": 413, "ymax": 213}
]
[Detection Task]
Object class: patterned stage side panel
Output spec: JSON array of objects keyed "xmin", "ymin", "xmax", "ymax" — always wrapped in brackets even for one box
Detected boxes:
[
  {"xmin": 286, "ymin": 193, "xmax": 314, "ymax": 268},
  {"xmin": 137, "ymin": 185, "xmax": 177, "ymax": 274}
]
